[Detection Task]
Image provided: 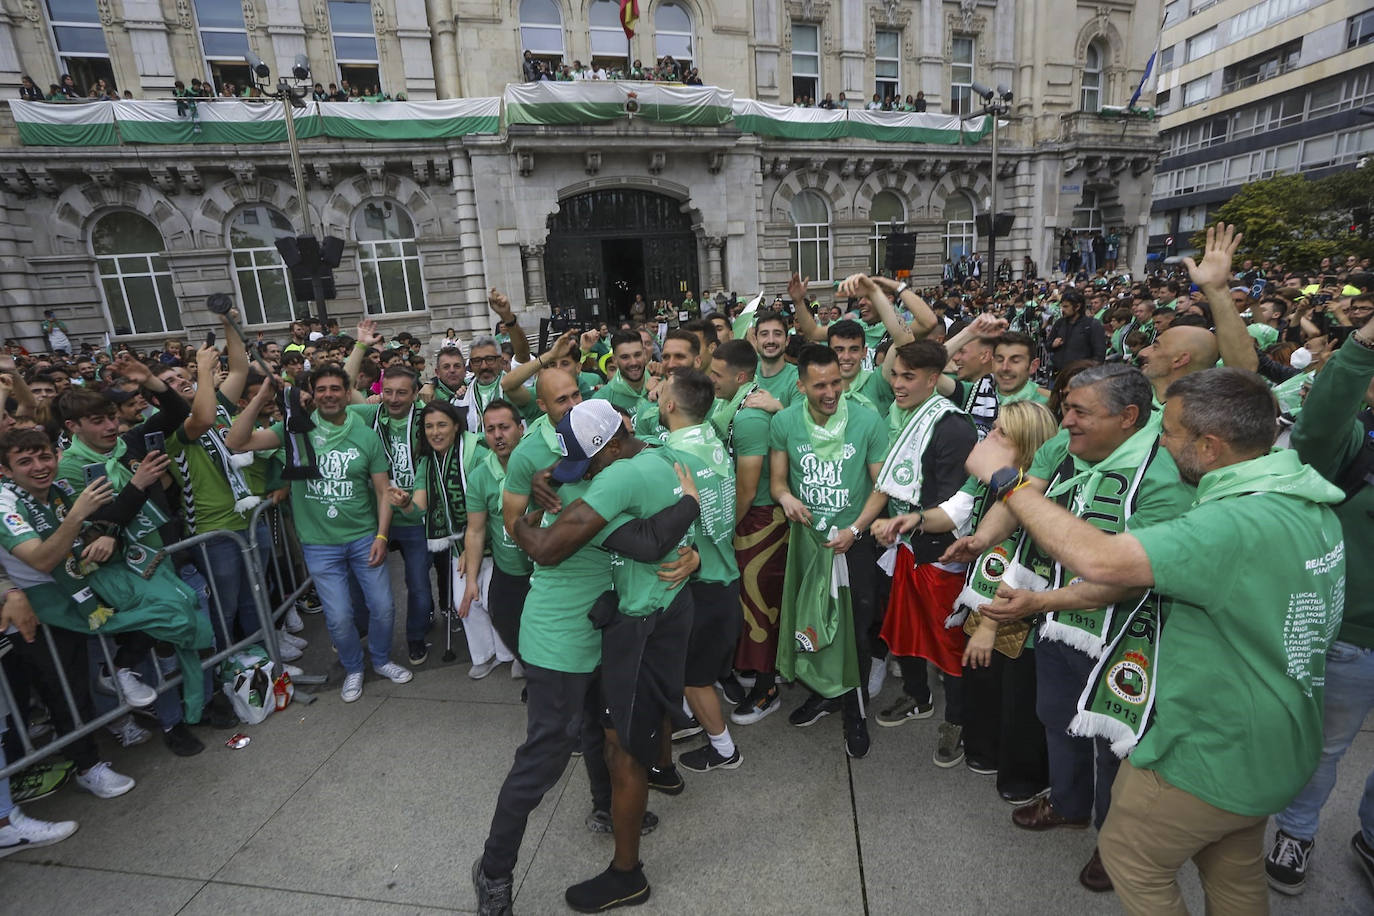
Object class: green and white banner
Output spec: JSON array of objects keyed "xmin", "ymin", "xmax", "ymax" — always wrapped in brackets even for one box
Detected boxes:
[
  {"xmin": 317, "ymin": 98, "xmax": 501, "ymax": 140},
  {"xmin": 733, "ymin": 99, "xmax": 991, "ymax": 144},
  {"xmin": 731, "ymin": 98, "xmax": 848, "ymax": 139},
  {"xmin": 504, "ymin": 80, "xmax": 734, "ymax": 127},
  {"xmin": 113, "ymin": 99, "xmax": 322, "ymax": 144},
  {"xmin": 8, "ymin": 100, "xmax": 118, "ymax": 146}
]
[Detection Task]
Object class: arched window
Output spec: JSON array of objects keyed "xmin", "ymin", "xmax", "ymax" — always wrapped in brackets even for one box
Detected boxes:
[
  {"xmin": 869, "ymin": 191, "xmax": 906, "ymax": 275},
  {"xmin": 943, "ymin": 192, "xmax": 977, "ymax": 261},
  {"xmin": 1082, "ymin": 42, "xmax": 1104, "ymax": 112},
  {"xmin": 354, "ymin": 202, "xmax": 426, "ymax": 314},
  {"xmin": 655, "ymin": 2, "xmax": 693, "ymax": 68},
  {"xmin": 229, "ymin": 205, "xmax": 295, "ymax": 326},
  {"xmin": 520, "ymin": 0, "xmax": 564, "ymax": 60},
  {"xmin": 589, "ymin": 0, "xmax": 628, "ymax": 71},
  {"xmin": 789, "ymin": 190, "xmax": 831, "ymax": 282},
  {"xmin": 92, "ymin": 212, "xmax": 179, "ymax": 336}
]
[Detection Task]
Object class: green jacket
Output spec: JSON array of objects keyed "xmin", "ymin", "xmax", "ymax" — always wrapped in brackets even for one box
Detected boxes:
[{"xmin": 1292, "ymin": 339, "xmax": 1374, "ymax": 647}]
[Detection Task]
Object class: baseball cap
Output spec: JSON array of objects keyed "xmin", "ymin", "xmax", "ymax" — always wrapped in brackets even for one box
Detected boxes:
[
  {"xmin": 552, "ymin": 399, "xmax": 622, "ymax": 483},
  {"xmin": 104, "ymin": 387, "xmax": 139, "ymax": 404}
]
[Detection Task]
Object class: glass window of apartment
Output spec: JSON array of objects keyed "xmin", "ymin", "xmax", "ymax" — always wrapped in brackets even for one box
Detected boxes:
[
  {"xmin": 789, "ymin": 191, "xmax": 831, "ymax": 281},
  {"xmin": 869, "ymin": 191, "xmax": 905, "ymax": 275},
  {"xmin": 655, "ymin": 3, "xmax": 693, "ymax": 68},
  {"xmin": 1183, "ymin": 76, "xmax": 1209, "ymax": 107},
  {"xmin": 192, "ymin": 0, "xmax": 250, "ymax": 94},
  {"xmin": 1158, "ymin": 45, "xmax": 1175, "ymax": 75},
  {"xmin": 520, "ymin": 0, "xmax": 564, "ymax": 67},
  {"xmin": 1222, "ymin": 38, "xmax": 1301, "ymax": 93},
  {"xmin": 1350, "ymin": 9, "xmax": 1374, "ymax": 48},
  {"xmin": 355, "ymin": 203, "xmax": 426, "ymax": 314},
  {"xmin": 330, "ymin": 0, "xmax": 380, "ymax": 92},
  {"xmin": 950, "ymin": 36, "xmax": 974, "ymax": 116},
  {"xmin": 590, "ymin": 0, "xmax": 629, "ymax": 72},
  {"xmin": 92, "ymin": 213, "xmax": 180, "ymax": 337},
  {"xmin": 1082, "ymin": 42, "xmax": 1104, "ymax": 112},
  {"xmin": 792, "ymin": 23, "xmax": 819, "ymax": 102},
  {"xmin": 1163, "ymin": 2, "xmax": 1184, "ymax": 29},
  {"xmin": 47, "ymin": 0, "xmax": 115, "ymax": 96},
  {"xmin": 876, "ymin": 30, "xmax": 900, "ymax": 102},
  {"xmin": 1073, "ymin": 192, "xmax": 1103, "ymax": 231},
  {"xmin": 1301, "ymin": 134, "xmax": 1336, "ymax": 169},
  {"xmin": 1148, "ymin": 212, "xmax": 1170, "ymax": 237},
  {"xmin": 230, "ymin": 206, "xmax": 295, "ymax": 326},
  {"xmin": 944, "ymin": 192, "xmax": 976, "ymax": 260},
  {"xmin": 1185, "ymin": 28, "xmax": 1216, "ymax": 63}
]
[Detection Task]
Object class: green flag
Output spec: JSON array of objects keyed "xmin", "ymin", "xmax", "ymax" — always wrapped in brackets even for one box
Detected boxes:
[{"xmin": 776, "ymin": 523, "xmax": 860, "ymax": 699}]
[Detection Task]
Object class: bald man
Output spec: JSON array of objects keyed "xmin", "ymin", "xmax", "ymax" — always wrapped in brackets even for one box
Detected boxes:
[{"xmin": 1137, "ymin": 326, "xmax": 1219, "ymax": 406}]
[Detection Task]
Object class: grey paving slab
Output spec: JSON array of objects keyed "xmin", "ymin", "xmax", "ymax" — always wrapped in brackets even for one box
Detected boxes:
[
  {"xmin": 177, "ymin": 880, "xmax": 463, "ymax": 915},
  {"xmin": 0, "ymin": 861, "xmax": 203, "ymax": 916},
  {"xmin": 214, "ymin": 693, "xmax": 571, "ymax": 910}
]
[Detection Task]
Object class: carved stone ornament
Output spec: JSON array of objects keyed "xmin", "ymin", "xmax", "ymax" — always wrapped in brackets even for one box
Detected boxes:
[
  {"xmin": 149, "ymin": 165, "xmax": 177, "ymax": 194},
  {"xmin": 648, "ymin": 151, "xmax": 666, "ymax": 175},
  {"xmin": 314, "ymin": 0, "xmax": 329, "ymax": 33},
  {"xmin": 584, "ymin": 150, "xmax": 601, "ymax": 176},
  {"xmin": 959, "ymin": 0, "xmax": 979, "ymax": 29},
  {"xmin": 517, "ymin": 150, "xmax": 534, "ymax": 177},
  {"xmin": 242, "ymin": 0, "xmax": 257, "ymax": 31},
  {"xmin": 411, "ymin": 158, "xmax": 432, "ymax": 185},
  {"xmin": 707, "ymin": 150, "xmax": 724, "ymax": 174},
  {"xmin": 96, "ymin": 0, "xmax": 114, "ymax": 26},
  {"xmin": 175, "ymin": 0, "xmax": 192, "ymax": 30},
  {"xmin": 20, "ymin": 0, "xmax": 39, "ymax": 23},
  {"xmin": 312, "ymin": 161, "xmax": 334, "ymax": 188}
]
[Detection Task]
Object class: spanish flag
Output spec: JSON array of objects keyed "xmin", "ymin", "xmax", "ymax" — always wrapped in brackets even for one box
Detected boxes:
[{"xmin": 619, "ymin": 0, "xmax": 639, "ymax": 38}]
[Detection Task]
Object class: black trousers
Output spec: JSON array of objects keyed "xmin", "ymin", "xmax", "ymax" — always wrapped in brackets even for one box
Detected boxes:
[
  {"xmin": 1037, "ymin": 638, "xmax": 1120, "ymax": 829},
  {"xmin": 1, "ymin": 626, "xmax": 100, "ymax": 771},
  {"xmin": 962, "ymin": 648, "xmax": 1048, "ymax": 795},
  {"xmin": 488, "ymin": 564, "xmax": 531, "ymax": 660},
  {"xmin": 898, "ymin": 656, "xmax": 966, "ymax": 726}
]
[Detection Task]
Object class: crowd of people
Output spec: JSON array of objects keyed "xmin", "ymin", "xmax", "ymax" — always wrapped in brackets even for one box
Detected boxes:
[
  {"xmin": 0, "ymin": 223, "xmax": 1370, "ymax": 916},
  {"xmin": 789, "ymin": 91, "xmax": 931, "ymax": 110},
  {"xmin": 521, "ymin": 51, "xmax": 703, "ymax": 85}
]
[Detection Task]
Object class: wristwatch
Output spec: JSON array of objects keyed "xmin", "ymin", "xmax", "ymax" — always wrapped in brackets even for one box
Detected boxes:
[
  {"xmin": 848, "ymin": 524, "xmax": 863, "ymax": 540},
  {"xmin": 894, "ymin": 282, "xmax": 909, "ymax": 296},
  {"xmin": 987, "ymin": 466, "xmax": 1022, "ymax": 502}
]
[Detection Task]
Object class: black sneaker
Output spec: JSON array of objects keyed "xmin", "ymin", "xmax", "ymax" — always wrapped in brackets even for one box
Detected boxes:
[
  {"xmin": 1265, "ymin": 828, "xmax": 1313, "ymax": 895},
  {"xmin": 965, "ymin": 757, "xmax": 997, "ymax": 776},
  {"xmin": 843, "ymin": 711, "xmax": 871, "ymax": 759},
  {"xmin": 162, "ymin": 722, "xmax": 204, "ymax": 757},
  {"xmin": 472, "ymin": 857, "xmax": 514, "ymax": 916},
  {"xmin": 730, "ymin": 684, "xmax": 780, "ymax": 725},
  {"xmin": 717, "ymin": 674, "xmax": 748, "ymax": 706},
  {"xmin": 999, "ymin": 785, "xmax": 1047, "ymax": 806},
  {"xmin": 408, "ymin": 640, "xmax": 429, "ymax": 665},
  {"xmin": 646, "ymin": 764, "xmax": 684, "ymax": 796},
  {"xmin": 678, "ymin": 743, "xmax": 742, "ymax": 773},
  {"xmin": 202, "ymin": 692, "xmax": 238, "ymax": 729},
  {"xmin": 788, "ymin": 693, "xmax": 839, "ymax": 727},
  {"xmin": 671, "ymin": 717, "xmax": 703, "ymax": 742},
  {"xmin": 565, "ymin": 862, "xmax": 650, "ymax": 913},
  {"xmin": 584, "ymin": 809, "xmax": 659, "ymax": 836},
  {"xmin": 1353, "ymin": 831, "xmax": 1374, "ymax": 893}
]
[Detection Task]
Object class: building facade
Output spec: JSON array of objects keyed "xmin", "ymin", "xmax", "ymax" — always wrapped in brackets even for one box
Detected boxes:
[
  {"xmin": 0, "ymin": 0, "xmax": 1162, "ymax": 350},
  {"xmin": 1149, "ymin": 0, "xmax": 1374, "ymax": 258}
]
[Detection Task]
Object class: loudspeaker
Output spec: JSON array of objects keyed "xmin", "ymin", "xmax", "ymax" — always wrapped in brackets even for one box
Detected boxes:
[
  {"xmin": 884, "ymin": 232, "xmax": 917, "ymax": 272},
  {"xmin": 975, "ymin": 213, "xmax": 1015, "ymax": 238}
]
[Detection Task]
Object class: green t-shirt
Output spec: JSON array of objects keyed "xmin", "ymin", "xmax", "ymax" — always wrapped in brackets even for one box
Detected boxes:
[
  {"xmin": 592, "ymin": 376, "xmax": 651, "ymax": 420},
  {"xmin": 853, "ymin": 369, "xmax": 895, "ymax": 414},
  {"xmin": 998, "ymin": 379, "xmax": 1050, "ymax": 406},
  {"xmin": 1130, "ymin": 469, "xmax": 1345, "ymax": 816},
  {"xmin": 632, "ymin": 403, "xmax": 670, "ymax": 444},
  {"xmin": 464, "ymin": 453, "xmax": 533, "ymax": 576},
  {"xmin": 860, "ymin": 318, "xmax": 887, "ymax": 351},
  {"xmin": 578, "ymin": 371, "xmax": 602, "ymax": 399},
  {"xmin": 1247, "ymin": 322, "xmax": 1280, "ymax": 349},
  {"xmin": 270, "ymin": 412, "xmax": 387, "ymax": 545},
  {"xmin": 347, "ymin": 404, "xmax": 424, "ymax": 528},
  {"xmin": 768, "ymin": 400, "xmax": 888, "ymax": 531},
  {"xmin": 168, "ymin": 428, "xmax": 251, "ymax": 534},
  {"xmin": 1027, "ymin": 429, "xmax": 1193, "ymax": 528},
  {"xmin": 661, "ymin": 428, "xmax": 739, "ymax": 585},
  {"xmin": 1029, "ymin": 428, "xmax": 1071, "ymax": 480},
  {"xmin": 504, "ymin": 414, "xmax": 562, "ymax": 497},
  {"xmin": 520, "ymin": 476, "xmax": 605, "ymax": 673},
  {"xmin": 582, "ymin": 448, "xmax": 691, "ymax": 616},
  {"xmin": 732, "ymin": 406, "xmax": 775, "ymax": 508},
  {"xmin": 755, "ymin": 361, "xmax": 799, "ymax": 407}
]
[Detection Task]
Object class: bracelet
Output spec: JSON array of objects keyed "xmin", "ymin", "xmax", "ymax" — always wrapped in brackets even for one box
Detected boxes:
[
  {"xmin": 848, "ymin": 524, "xmax": 863, "ymax": 540},
  {"xmin": 374, "ymin": 534, "xmax": 388, "ymax": 542},
  {"xmin": 1003, "ymin": 477, "xmax": 1033, "ymax": 502},
  {"xmin": 1350, "ymin": 331, "xmax": 1374, "ymax": 351},
  {"xmin": 354, "ymin": 341, "xmax": 368, "ymax": 351},
  {"xmin": 894, "ymin": 282, "xmax": 909, "ymax": 296}
]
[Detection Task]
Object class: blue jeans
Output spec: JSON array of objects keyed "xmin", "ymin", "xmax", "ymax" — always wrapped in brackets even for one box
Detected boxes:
[
  {"xmin": 1275, "ymin": 640, "xmax": 1374, "ymax": 845},
  {"xmin": 200, "ymin": 524, "xmax": 272, "ymax": 648},
  {"xmin": 301, "ymin": 534, "xmax": 395, "ymax": 674},
  {"xmin": 389, "ymin": 524, "xmax": 436, "ymax": 641}
]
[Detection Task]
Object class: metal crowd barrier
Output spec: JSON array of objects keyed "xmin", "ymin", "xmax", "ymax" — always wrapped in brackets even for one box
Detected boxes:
[{"xmin": 0, "ymin": 503, "xmax": 315, "ymax": 780}]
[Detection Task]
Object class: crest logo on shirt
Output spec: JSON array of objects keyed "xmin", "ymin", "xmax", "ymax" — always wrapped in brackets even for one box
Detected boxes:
[
  {"xmin": 795, "ymin": 626, "xmax": 819, "ymax": 653},
  {"xmin": 1107, "ymin": 650, "xmax": 1150, "ymax": 704},
  {"xmin": 891, "ymin": 462, "xmax": 915, "ymax": 487},
  {"xmin": 981, "ymin": 546, "xmax": 1010, "ymax": 582}
]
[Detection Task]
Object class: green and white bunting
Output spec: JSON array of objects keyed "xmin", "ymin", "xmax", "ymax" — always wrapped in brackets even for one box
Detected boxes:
[
  {"xmin": 317, "ymin": 99, "xmax": 500, "ymax": 140},
  {"xmin": 8, "ymin": 100, "xmax": 117, "ymax": 146},
  {"xmin": 504, "ymin": 80, "xmax": 733, "ymax": 127},
  {"xmin": 731, "ymin": 98, "xmax": 848, "ymax": 139}
]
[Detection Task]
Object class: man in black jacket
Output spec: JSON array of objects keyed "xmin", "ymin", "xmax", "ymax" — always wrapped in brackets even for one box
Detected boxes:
[{"xmin": 1047, "ymin": 289, "xmax": 1107, "ymax": 371}]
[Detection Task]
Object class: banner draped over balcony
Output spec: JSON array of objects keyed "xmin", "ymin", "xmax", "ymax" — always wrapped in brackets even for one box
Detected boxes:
[{"xmin": 503, "ymin": 81, "xmax": 734, "ymax": 126}]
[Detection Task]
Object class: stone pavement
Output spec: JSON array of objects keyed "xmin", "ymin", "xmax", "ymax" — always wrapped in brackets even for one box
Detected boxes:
[{"xmin": 4, "ymin": 605, "xmax": 1373, "ymax": 916}]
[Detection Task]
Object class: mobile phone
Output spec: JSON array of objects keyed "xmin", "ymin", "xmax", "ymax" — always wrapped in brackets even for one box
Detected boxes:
[
  {"xmin": 144, "ymin": 430, "xmax": 166, "ymax": 453},
  {"xmin": 82, "ymin": 462, "xmax": 108, "ymax": 487},
  {"xmin": 206, "ymin": 330, "xmax": 216, "ymax": 347}
]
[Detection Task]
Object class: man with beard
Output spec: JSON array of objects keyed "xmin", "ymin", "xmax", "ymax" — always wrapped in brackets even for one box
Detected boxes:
[
  {"xmin": 790, "ymin": 272, "xmax": 936, "ymax": 361},
  {"xmin": 1046, "ymin": 289, "xmax": 1107, "ymax": 371},
  {"xmin": 450, "ymin": 292, "xmax": 532, "ymax": 432},
  {"xmin": 991, "ymin": 333, "xmax": 1050, "ymax": 405},
  {"xmin": 593, "ymin": 330, "xmax": 653, "ymax": 422},
  {"xmin": 751, "ymin": 311, "xmax": 798, "ymax": 408}
]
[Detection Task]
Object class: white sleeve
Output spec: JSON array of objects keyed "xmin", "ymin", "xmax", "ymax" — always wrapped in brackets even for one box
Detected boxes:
[{"xmin": 939, "ymin": 490, "xmax": 976, "ymax": 537}]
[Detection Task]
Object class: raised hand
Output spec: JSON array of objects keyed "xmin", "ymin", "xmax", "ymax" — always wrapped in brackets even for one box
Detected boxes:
[
  {"xmin": 131, "ymin": 451, "xmax": 171, "ymax": 489},
  {"xmin": 787, "ymin": 272, "xmax": 811, "ymax": 303},
  {"xmin": 355, "ymin": 318, "xmax": 383, "ymax": 348},
  {"xmin": 488, "ymin": 289, "xmax": 516, "ymax": 322},
  {"xmin": 1183, "ymin": 223, "xmax": 1242, "ymax": 294},
  {"xmin": 72, "ymin": 477, "xmax": 114, "ymax": 518}
]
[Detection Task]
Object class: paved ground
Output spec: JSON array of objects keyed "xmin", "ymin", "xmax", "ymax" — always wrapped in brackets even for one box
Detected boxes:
[{"xmin": 4, "ymin": 591, "xmax": 1373, "ymax": 915}]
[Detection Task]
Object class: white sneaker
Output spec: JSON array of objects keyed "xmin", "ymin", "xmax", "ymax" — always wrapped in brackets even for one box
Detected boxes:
[
  {"xmin": 106, "ymin": 715, "xmax": 151, "ymax": 748},
  {"xmin": 74, "ymin": 761, "xmax": 135, "ymax": 799},
  {"xmin": 373, "ymin": 662, "xmax": 413, "ymax": 685},
  {"xmin": 0, "ymin": 807, "xmax": 78, "ymax": 859},
  {"xmin": 283, "ymin": 663, "xmax": 305, "ymax": 678},
  {"xmin": 283, "ymin": 606, "xmax": 305, "ymax": 633},
  {"xmin": 887, "ymin": 657, "xmax": 903, "ymax": 678},
  {"xmin": 510, "ymin": 660, "xmax": 526, "ymax": 680},
  {"xmin": 277, "ymin": 631, "xmax": 308, "ymax": 651},
  {"xmin": 277, "ymin": 641, "xmax": 303, "ymax": 662},
  {"xmin": 340, "ymin": 671, "xmax": 364, "ymax": 703},
  {"xmin": 867, "ymin": 657, "xmax": 887, "ymax": 698},
  {"xmin": 107, "ymin": 667, "xmax": 157, "ymax": 707},
  {"xmin": 468, "ymin": 658, "xmax": 499, "ymax": 680}
]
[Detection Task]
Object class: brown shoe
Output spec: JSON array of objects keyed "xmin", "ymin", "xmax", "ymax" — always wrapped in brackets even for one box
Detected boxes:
[
  {"xmin": 1079, "ymin": 847, "xmax": 1113, "ymax": 892},
  {"xmin": 1011, "ymin": 794, "xmax": 1091, "ymax": 831}
]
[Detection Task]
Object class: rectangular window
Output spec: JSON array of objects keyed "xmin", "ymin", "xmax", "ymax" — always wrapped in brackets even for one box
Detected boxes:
[
  {"xmin": 875, "ymin": 30, "xmax": 900, "ymax": 103},
  {"xmin": 1185, "ymin": 28, "xmax": 1216, "ymax": 63},
  {"xmin": 1350, "ymin": 9, "xmax": 1374, "ymax": 48},
  {"xmin": 950, "ymin": 36, "xmax": 974, "ymax": 116},
  {"xmin": 47, "ymin": 0, "xmax": 115, "ymax": 95},
  {"xmin": 1163, "ymin": 2, "xmax": 1184, "ymax": 28},
  {"xmin": 1158, "ymin": 46, "xmax": 1175, "ymax": 75},
  {"xmin": 1182, "ymin": 76, "xmax": 1209, "ymax": 107},
  {"xmin": 791, "ymin": 23, "xmax": 819, "ymax": 103},
  {"xmin": 1300, "ymin": 135, "xmax": 1336, "ymax": 169},
  {"xmin": 1148, "ymin": 212, "xmax": 1170, "ymax": 236},
  {"xmin": 790, "ymin": 223, "xmax": 831, "ymax": 281},
  {"xmin": 330, "ymin": 0, "xmax": 380, "ymax": 92},
  {"xmin": 1221, "ymin": 38, "xmax": 1302, "ymax": 93}
]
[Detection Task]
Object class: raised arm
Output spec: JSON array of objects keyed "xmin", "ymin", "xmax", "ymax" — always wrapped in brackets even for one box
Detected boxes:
[
  {"xmin": 225, "ymin": 376, "xmax": 285, "ymax": 452},
  {"xmin": 345, "ymin": 319, "xmax": 383, "ymax": 403},
  {"xmin": 1185, "ymin": 223, "xmax": 1258, "ymax": 372},
  {"xmin": 219, "ymin": 309, "xmax": 250, "ymax": 404},
  {"xmin": 489, "ymin": 289, "xmax": 531, "ymax": 364},
  {"xmin": 872, "ymin": 275, "xmax": 937, "ymax": 341},
  {"xmin": 788, "ymin": 273, "xmax": 828, "ymax": 343},
  {"xmin": 182, "ymin": 344, "xmax": 223, "ymax": 440}
]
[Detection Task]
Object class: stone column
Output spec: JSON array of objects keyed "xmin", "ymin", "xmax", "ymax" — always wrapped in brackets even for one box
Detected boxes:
[
  {"xmin": 520, "ymin": 243, "xmax": 547, "ymax": 311},
  {"xmin": 704, "ymin": 236, "xmax": 724, "ymax": 291}
]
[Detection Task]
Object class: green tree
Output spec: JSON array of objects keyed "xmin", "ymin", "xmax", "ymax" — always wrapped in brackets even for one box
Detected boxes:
[{"xmin": 1192, "ymin": 173, "xmax": 1339, "ymax": 267}]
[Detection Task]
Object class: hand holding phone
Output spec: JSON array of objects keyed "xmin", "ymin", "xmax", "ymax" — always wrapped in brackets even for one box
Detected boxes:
[{"xmin": 144, "ymin": 431, "xmax": 166, "ymax": 454}]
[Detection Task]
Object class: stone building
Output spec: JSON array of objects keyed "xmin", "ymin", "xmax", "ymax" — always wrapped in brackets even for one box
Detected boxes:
[{"xmin": 0, "ymin": 0, "xmax": 1162, "ymax": 350}]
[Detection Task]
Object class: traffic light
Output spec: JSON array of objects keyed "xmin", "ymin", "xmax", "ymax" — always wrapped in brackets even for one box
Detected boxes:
[{"xmin": 275, "ymin": 234, "xmax": 344, "ymax": 303}]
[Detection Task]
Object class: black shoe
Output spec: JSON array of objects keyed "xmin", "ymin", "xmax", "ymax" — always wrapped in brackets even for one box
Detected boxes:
[
  {"xmin": 472, "ymin": 857, "xmax": 514, "ymax": 916},
  {"xmin": 408, "ymin": 639, "xmax": 429, "ymax": 665},
  {"xmin": 965, "ymin": 757, "xmax": 997, "ymax": 776},
  {"xmin": 203, "ymin": 692, "xmax": 238, "ymax": 729},
  {"xmin": 843, "ymin": 710, "xmax": 870, "ymax": 759},
  {"xmin": 678, "ymin": 743, "xmax": 742, "ymax": 772},
  {"xmin": 565, "ymin": 862, "xmax": 650, "ymax": 913},
  {"xmin": 162, "ymin": 722, "xmax": 204, "ymax": 757},
  {"xmin": 584, "ymin": 809, "xmax": 659, "ymax": 836},
  {"xmin": 671, "ymin": 717, "xmax": 703, "ymax": 741},
  {"xmin": 730, "ymin": 683, "xmax": 780, "ymax": 725},
  {"xmin": 999, "ymin": 785, "xmax": 1047, "ymax": 806},
  {"xmin": 717, "ymin": 674, "xmax": 747, "ymax": 706},
  {"xmin": 788, "ymin": 693, "xmax": 839, "ymax": 727},
  {"xmin": 1265, "ymin": 828, "xmax": 1313, "ymax": 895},
  {"xmin": 1353, "ymin": 831, "xmax": 1374, "ymax": 894},
  {"xmin": 646, "ymin": 764, "xmax": 684, "ymax": 796}
]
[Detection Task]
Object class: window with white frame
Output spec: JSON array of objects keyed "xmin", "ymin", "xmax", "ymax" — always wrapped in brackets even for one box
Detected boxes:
[
  {"xmin": 791, "ymin": 23, "xmax": 819, "ymax": 102},
  {"xmin": 1148, "ymin": 212, "xmax": 1170, "ymax": 237},
  {"xmin": 1073, "ymin": 192, "xmax": 1103, "ymax": 232},
  {"xmin": 230, "ymin": 206, "xmax": 296, "ymax": 326},
  {"xmin": 192, "ymin": 0, "xmax": 250, "ymax": 93},
  {"xmin": 876, "ymin": 30, "xmax": 900, "ymax": 103},
  {"xmin": 869, "ymin": 191, "xmax": 905, "ymax": 275},
  {"xmin": 330, "ymin": 0, "xmax": 380, "ymax": 93},
  {"xmin": 92, "ymin": 212, "xmax": 180, "ymax": 337},
  {"xmin": 950, "ymin": 36, "xmax": 974, "ymax": 116},
  {"xmin": 354, "ymin": 203, "xmax": 426, "ymax": 314},
  {"xmin": 590, "ymin": 0, "xmax": 629, "ymax": 72},
  {"xmin": 943, "ymin": 192, "xmax": 977, "ymax": 260},
  {"xmin": 655, "ymin": 2, "xmax": 693, "ymax": 68},
  {"xmin": 1351, "ymin": 9, "xmax": 1374, "ymax": 48},
  {"xmin": 1185, "ymin": 28, "xmax": 1216, "ymax": 63},
  {"xmin": 789, "ymin": 191, "xmax": 831, "ymax": 281},
  {"xmin": 520, "ymin": 0, "xmax": 564, "ymax": 67},
  {"xmin": 1082, "ymin": 42, "xmax": 1104, "ymax": 112},
  {"xmin": 1182, "ymin": 76, "xmax": 1209, "ymax": 107},
  {"xmin": 1158, "ymin": 46, "xmax": 1175, "ymax": 75},
  {"xmin": 47, "ymin": 0, "xmax": 115, "ymax": 96}
]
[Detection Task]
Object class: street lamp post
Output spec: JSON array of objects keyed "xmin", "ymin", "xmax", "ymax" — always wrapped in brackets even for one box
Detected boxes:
[{"xmin": 971, "ymin": 83, "xmax": 1013, "ymax": 282}]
